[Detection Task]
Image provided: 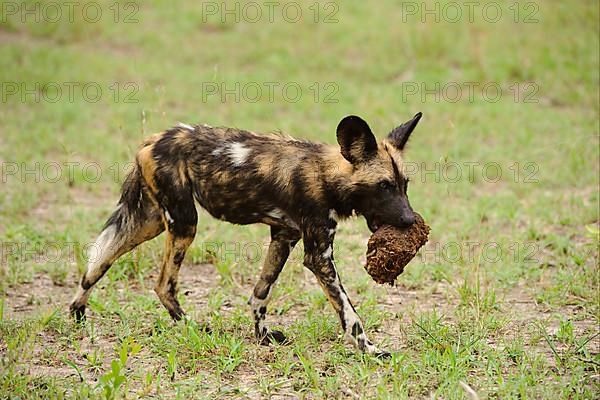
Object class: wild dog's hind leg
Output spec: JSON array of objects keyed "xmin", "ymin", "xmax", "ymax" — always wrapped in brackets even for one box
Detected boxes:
[
  {"xmin": 153, "ymin": 191, "xmax": 198, "ymax": 321},
  {"xmin": 250, "ymin": 226, "xmax": 300, "ymax": 345},
  {"xmin": 70, "ymin": 204, "xmax": 164, "ymax": 321},
  {"xmin": 303, "ymin": 223, "xmax": 390, "ymax": 357}
]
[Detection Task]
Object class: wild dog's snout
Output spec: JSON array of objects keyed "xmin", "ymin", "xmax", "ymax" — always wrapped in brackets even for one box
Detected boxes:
[
  {"xmin": 399, "ymin": 212, "xmax": 416, "ymax": 228},
  {"xmin": 397, "ymin": 197, "xmax": 416, "ymax": 228},
  {"xmin": 381, "ymin": 208, "xmax": 416, "ymax": 230}
]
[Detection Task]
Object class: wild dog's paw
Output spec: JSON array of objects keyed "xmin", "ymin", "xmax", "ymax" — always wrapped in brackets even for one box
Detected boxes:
[
  {"xmin": 260, "ymin": 330, "xmax": 289, "ymax": 346},
  {"xmin": 69, "ymin": 303, "xmax": 86, "ymax": 323},
  {"xmin": 374, "ymin": 350, "xmax": 392, "ymax": 359}
]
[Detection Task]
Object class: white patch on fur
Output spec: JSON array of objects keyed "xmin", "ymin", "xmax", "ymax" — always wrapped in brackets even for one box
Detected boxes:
[
  {"xmin": 329, "ymin": 209, "xmax": 338, "ymax": 221},
  {"xmin": 228, "ymin": 142, "xmax": 251, "ymax": 166},
  {"xmin": 338, "ymin": 290, "xmax": 358, "ymax": 332},
  {"xmin": 176, "ymin": 122, "xmax": 194, "ymax": 131},
  {"xmin": 87, "ymin": 225, "xmax": 115, "ymax": 266},
  {"xmin": 71, "ymin": 224, "xmax": 122, "ymax": 310},
  {"xmin": 322, "ymin": 245, "xmax": 333, "ymax": 260},
  {"xmin": 362, "ymin": 337, "xmax": 380, "ymax": 354},
  {"xmin": 165, "ymin": 210, "xmax": 174, "ymax": 224},
  {"xmin": 250, "ymin": 286, "xmax": 273, "ymax": 334},
  {"xmin": 212, "ymin": 147, "xmax": 224, "ymax": 156},
  {"xmin": 328, "ymin": 228, "xmax": 336, "ymax": 237},
  {"xmin": 267, "ymin": 208, "xmax": 284, "ymax": 219},
  {"xmin": 251, "ymin": 286, "xmax": 272, "ymax": 308},
  {"xmin": 329, "ymin": 272, "xmax": 380, "ymax": 354},
  {"xmin": 201, "ymin": 123, "xmax": 213, "ymax": 128}
]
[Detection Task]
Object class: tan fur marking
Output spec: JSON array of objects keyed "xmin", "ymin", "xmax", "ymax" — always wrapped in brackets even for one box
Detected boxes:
[
  {"xmin": 300, "ymin": 161, "xmax": 324, "ymax": 200},
  {"xmin": 382, "ymin": 141, "xmax": 404, "ymax": 173},
  {"xmin": 321, "ymin": 146, "xmax": 353, "ymax": 178},
  {"xmin": 255, "ymin": 153, "xmax": 278, "ymax": 177},
  {"xmin": 177, "ymin": 160, "xmax": 187, "ymax": 185},
  {"xmin": 318, "ymin": 280, "xmax": 343, "ymax": 313},
  {"xmin": 141, "ymin": 132, "xmax": 163, "ymax": 147},
  {"xmin": 255, "ymin": 148, "xmax": 302, "ymax": 192},
  {"xmin": 137, "ymin": 137, "xmax": 161, "ymax": 193},
  {"xmin": 320, "ymin": 144, "xmax": 396, "ymax": 190},
  {"xmin": 154, "ymin": 230, "xmax": 195, "ymax": 320},
  {"xmin": 353, "ymin": 146, "xmax": 396, "ymax": 184},
  {"xmin": 214, "ymin": 170, "xmax": 231, "ymax": 184}
]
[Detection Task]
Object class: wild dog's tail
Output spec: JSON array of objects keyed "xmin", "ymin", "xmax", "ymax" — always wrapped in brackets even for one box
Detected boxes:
[
  {"xmin": 105, "ymin": 163, "xmax": 151, "ymax": 234},
  {"xmin": 92, "ymin": 164, "xmax": 153, "ymax": 258},
  {"xmin": 70, "ymin": 162, "xmax": 163, "ymax": 320}
]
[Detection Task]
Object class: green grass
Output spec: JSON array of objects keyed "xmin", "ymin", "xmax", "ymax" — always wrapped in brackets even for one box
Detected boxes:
[{"xmin": 0, "ymin": 0, "xmax": 598, "ymax": 398}]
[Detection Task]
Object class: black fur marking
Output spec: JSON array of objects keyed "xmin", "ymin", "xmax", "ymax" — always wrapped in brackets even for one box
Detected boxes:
[
  {"xmin": 259, "ymin": 306, "xmax": 267, "ymax": 315},
  {"xmin": 168, "ymin": 307, "xmax": 184, "ymax": 321},
  {"xmin": 254, "ymin": 322, "xmax": 261, "ymax": 337},
  {"xmin": 253, "ymin": 287, "xmax": 269, "ymax": 300},
  {"xmin": 375, "ymin": 350, "xmax": 392, "ymax": 359},
  {"xmin": 338, "ymin": 284, "xmax": 358, "ymax": 315},
  {"xmin": 80, "ymin": 275, "xmax": 91, "ymax": 290},
  {"xmin": 268, "ymin": 330, "xmax": 288, "ymax": 344},
  {"xmin": 80, "ymin": 264, "xmax": 110, "ymax": 290},
  {"xmin": 340, "ymin": 314, "xmax": 347, "ymax": 331},
  {"xmin": 167, "ymin": 277, "xmax": 178, "ymax": 297},
  {"xmin": 173, "ymin": 250, "xmax": 186, "ymax": 266},
  {"xmin": 70, "ymin": 303, "xmax": 86, "ymax": 322},
  {"xmin": 351, "ymin": 321, "xmax": 363, "ymax": 338},
  {"xmin": 357, "ymin": 337, "xmax": 366, "ymax": 351},
  {"xmin": 387, "ymin": 112, "xmax": 422, "ymax": 150},
  {"xmin": 336, "ymin": 115, "xmax": 378, "ymax": 163},
  {"xmin": 104, "ymin": 166, "xmax": 148, "ymax": 231},
  {"xmin": 390, "ymin": 154, "xmax": 403, "ymax": 188},
  {"xmin": 260, "ymin": 330, "xmax": 288, "ymax": 346}
]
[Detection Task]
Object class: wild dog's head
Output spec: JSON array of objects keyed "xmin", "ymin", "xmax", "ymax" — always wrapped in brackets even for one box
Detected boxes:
[{"xmin": 335, "ymin": 113, "xmax": 422, "ymax": 232}]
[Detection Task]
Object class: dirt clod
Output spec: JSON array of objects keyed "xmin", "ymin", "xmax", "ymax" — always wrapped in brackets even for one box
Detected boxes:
[{"xmin": 365, "ymin": 213, "xmax": 430, "ymax": 285}]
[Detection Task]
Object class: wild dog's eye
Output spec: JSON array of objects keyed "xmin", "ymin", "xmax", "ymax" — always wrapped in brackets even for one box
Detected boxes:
[{"xmin": 378, "ymin": 180, "xmax": 394, "ymax": 190}]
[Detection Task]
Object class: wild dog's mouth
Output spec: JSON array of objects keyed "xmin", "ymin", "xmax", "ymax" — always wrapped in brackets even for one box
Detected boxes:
[{"xmin": 366, "ymin": 215, "xmax": 383, "ymax": 233}]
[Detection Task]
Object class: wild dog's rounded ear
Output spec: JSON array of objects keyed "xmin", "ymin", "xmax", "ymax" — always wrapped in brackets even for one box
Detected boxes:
[
  {"xmin": 336, "ymin": 115, "xmax": 378, "ymax": 164},
  {"xmin": 387, "ymin": 112, "xmax": 422, "ymax": 150}
]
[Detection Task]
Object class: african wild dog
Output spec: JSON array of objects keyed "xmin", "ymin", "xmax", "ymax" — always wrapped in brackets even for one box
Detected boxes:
[{"xmin": 70, "ymin": 112, "xmax": 422, "ymax": 356}]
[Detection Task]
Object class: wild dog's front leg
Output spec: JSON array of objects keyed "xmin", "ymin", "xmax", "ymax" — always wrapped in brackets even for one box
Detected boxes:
[
  {"xmin": 250, "ymin": 226, "xmax": 300, "ymax": 345},
  {"xmin": 303, "ymin": 223, "xmax": 390, "ymax": 357}
]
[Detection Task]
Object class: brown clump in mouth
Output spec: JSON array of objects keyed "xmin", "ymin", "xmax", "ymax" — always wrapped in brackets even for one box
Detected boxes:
[{"xmin": 364, "ymin": 212, "xmax": 430, "ymax": 285}]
